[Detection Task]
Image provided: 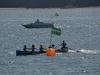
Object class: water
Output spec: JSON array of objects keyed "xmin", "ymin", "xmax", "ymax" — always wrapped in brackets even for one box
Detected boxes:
[{"xmin": 0, "ymin": 8, "xmax": 100, "ymax": 75}]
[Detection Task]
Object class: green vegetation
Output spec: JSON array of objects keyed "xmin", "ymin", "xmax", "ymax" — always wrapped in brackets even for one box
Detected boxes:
[{"xmin": 0, "ymin": 0, "xmax": 100, "ymax": 8}]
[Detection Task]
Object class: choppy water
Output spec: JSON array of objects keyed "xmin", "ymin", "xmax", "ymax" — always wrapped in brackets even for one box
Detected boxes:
[{"xmin": 0, "ymin": 8, "xmax": 100, "ymax": 75}]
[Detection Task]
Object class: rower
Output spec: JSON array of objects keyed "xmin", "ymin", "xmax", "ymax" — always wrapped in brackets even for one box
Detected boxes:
[
  {"xmin": 23, "ymin": 45, "xmax": 30, "ymax": 51},
  {"xmin": 31, "ymin": 45, "xmax": 37, "ymax": 53},
  {"xmin": 39, "ymin": 45, "xmax": 45, "ymax": 53},
  {"xmin": 52, "ymin": 44, "xmax": 55, "ymax": 49}
]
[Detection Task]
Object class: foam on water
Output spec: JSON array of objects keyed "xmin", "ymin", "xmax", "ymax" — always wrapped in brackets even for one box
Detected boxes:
[{"xmin": 80, "ymin": 49, "xmax": 100, "ymax": 54}]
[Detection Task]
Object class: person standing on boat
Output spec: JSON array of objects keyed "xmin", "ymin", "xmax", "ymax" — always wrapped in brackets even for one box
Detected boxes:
[
  {"xmin": 60, "ymin": 41, "xmax": 68, "ymax": 49},
  {"xmin": 39, "ymin": 45, "xmax": 45, "ymax": 53},
  {"xmin": 23, "ymin": 45, "xmax": 30, "ymax": 51}
]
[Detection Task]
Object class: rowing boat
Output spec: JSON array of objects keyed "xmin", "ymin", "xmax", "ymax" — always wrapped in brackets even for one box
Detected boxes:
[{"xmin": 16, "ymin": 48, "xmax": 68, "ymax": 56}]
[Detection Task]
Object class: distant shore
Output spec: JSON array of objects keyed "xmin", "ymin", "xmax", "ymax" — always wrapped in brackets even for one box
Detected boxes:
[{"xmin": 0, "ymin": 6, "xmax": 100, "ymax": 10}]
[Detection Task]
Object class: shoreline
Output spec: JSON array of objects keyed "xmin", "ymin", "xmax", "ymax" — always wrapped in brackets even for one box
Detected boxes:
[{"xmin": 0, "ymin": 6, "xmax": 100, "ymax": 10}]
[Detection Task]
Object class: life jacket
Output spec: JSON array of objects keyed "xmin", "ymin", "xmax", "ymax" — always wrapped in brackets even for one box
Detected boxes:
[{"xmin": 62, "ymin": 43, "xmax": 66, "ymax": 48}]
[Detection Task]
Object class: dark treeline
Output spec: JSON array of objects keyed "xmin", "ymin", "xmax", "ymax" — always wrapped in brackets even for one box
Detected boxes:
[{"xmin": 0, "ymin": 0, "xmax": 100, "ymax": 8}]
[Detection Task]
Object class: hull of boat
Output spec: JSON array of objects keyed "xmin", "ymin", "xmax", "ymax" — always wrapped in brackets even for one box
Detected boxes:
[
  {"xmin": 56, "ymin": 48, "xmax": 68, "ymax": 53},
  {"xmin": 22, "ymin": 22, "xmax": 53, "ymax": 28},
  {"xmin": 16, "ymin": 50, "xmax": 46, "ymax": 56},
  {"xmin": 16, "ymin": 48, "xmax": 68, "ymax": 56}
]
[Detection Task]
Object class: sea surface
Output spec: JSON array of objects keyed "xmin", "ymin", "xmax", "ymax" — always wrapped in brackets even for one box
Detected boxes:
[{"xmin": 0, "ymin": 7, "xmax": 100, "ymax": 75}]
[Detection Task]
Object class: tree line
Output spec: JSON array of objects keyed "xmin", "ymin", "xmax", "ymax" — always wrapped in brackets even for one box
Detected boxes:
[{"xmin": 0, "ymin": 0, "xmax": 100, "ymax": 8}]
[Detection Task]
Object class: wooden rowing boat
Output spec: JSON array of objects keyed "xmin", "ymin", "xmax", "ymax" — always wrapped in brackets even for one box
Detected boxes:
[{"xmin": 16, "ymin": 48, "xmax": 68, "ymax": 56}]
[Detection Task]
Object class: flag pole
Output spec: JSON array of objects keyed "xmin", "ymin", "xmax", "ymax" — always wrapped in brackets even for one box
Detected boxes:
[
  {"xmin": 48, "ymin": 15, "xmax": 55, "ymax": 23},
  {"xmin": 50, "ymin": 27, "xmax": 52, "ymax": 47},
  {"xmin": 49, "ymin": 13, "xmax": 59, "ymax": 47},
  {"xmin": 48, "ymin": 13, "xmax": 58, "ymax": 23}
]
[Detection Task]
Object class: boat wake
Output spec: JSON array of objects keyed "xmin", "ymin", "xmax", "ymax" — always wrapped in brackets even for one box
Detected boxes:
[
  {"xmin": 68, "ymin": 49, "xmax": 100, "ymax": 54},
  {"xmin": 80, "ymin": 49, "xmax": 100, "ymax": 54}
]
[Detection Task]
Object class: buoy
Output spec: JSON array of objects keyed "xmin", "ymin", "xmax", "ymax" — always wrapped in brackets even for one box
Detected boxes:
[{"xmin": 46, "ymin": 47, "xmax": 55, "ymax": 56}]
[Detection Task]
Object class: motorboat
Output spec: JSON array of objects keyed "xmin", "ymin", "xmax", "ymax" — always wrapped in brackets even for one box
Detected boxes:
[
  {"xmin": 56, "ymin": 48, "xmax": 68, "ymax": 52},
  {"xmin": 22, "ymin": 22, "xmax": 53, "ymax": 28}
]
